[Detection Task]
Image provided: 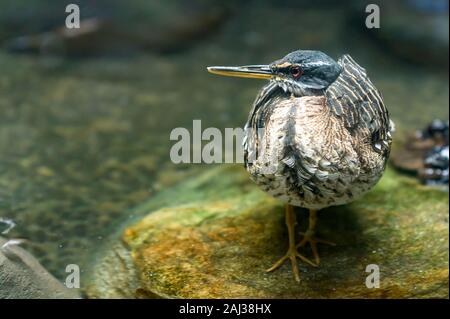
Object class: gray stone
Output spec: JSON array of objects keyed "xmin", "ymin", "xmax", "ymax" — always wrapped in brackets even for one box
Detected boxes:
[{"xmin": 0, "ymin": 237, "xmax": 80, "ymax": 299}]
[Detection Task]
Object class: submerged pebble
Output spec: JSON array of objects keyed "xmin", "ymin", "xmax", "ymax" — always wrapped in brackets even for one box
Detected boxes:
[
  {"xmin": 0, "ymin": 217, "xmax": 15, "ymax": 234},
  {"xmin": 391, "ymin": 119, "xmax": 449, "ymax": 187},
  {"xmin": 419, "ymin": 120, "xmax": 449, "ymax": 186}
]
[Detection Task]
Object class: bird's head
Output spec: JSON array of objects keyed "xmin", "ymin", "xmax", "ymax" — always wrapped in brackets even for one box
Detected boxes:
[{"xmin": 207, "ymin": 50, "xmax": 342, "ymax": 96}]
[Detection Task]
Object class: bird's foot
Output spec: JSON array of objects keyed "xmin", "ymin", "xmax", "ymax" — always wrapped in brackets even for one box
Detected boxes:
[
  {"xmin": 266, "ymin": 246, "xmax": 317, "ymax": 282},
  {"xmin": 297, "ymin": 230, "xmax": 336, "ymax": 265}
]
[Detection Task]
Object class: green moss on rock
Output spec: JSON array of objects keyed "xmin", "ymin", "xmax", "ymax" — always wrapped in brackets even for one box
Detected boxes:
[{"xmin": 86, "ymin": 164, "xmax": 449, "ymax": 298}]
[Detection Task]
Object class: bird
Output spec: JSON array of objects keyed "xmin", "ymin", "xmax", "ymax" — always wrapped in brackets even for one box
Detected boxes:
[{"xmin": 207, "ymin": 50, "xmax": 394, "ymax": 282}]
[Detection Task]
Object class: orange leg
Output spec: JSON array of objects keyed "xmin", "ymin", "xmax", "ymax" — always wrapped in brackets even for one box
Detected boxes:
[
  {"xmin": 266, "ymin": 204, "xmax": 316, "ymax": 282},
  {"xmin": 297, "ymin": 209, "xmax": 336, "ymax": 265}
]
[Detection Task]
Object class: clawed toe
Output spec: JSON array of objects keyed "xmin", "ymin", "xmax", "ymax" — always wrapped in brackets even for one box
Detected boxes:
[
  {"xmin": 297, "ymin": 231, "xmax": 335, "ymax": 265},
  {"xmin": 298, "ymin": 232, "xmax": 336, "ymax": 246},
  {"xmin": 266, "ymin": 248, "xmax": 317, "ymax": 282},
  {"xmin": 267, "ymin": 206, "xmax": 336, "ymax": 281}
]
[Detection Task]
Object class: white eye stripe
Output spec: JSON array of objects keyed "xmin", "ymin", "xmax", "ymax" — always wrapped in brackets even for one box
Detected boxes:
[{"xmin": 303, "ymin": 61, "xmax": 329, "ymax": 67}]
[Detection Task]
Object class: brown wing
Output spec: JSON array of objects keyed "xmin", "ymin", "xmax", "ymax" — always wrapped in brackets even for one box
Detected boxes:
[
  {"xmin": 243, "ymin": 81, "xmax": 282, "ymax": 165},
  {"xmin": 325, "ymin": 55, "xmax": 392, "ymax": 154}
]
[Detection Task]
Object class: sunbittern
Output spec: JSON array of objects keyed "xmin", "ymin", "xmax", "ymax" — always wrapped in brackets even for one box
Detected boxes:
[{"xmin": 207, "ymin": 50, "xmax": 394, "ymax": 282}]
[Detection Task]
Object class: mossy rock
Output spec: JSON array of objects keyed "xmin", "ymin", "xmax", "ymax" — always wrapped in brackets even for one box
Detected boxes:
[{"xmin": 85, "ymin": 164, "xmax": 448, "ymax": 298}]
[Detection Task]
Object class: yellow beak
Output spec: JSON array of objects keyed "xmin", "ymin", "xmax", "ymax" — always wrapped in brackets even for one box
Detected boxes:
[{"xmin": 207, "ymin": 65, "xmax": 272, "ymax": 79}]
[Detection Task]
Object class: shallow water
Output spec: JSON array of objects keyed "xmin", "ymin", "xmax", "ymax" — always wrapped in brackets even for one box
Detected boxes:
[{"xmin": 0, "ymin": 3, "xmax": 448, "ymax": 281}]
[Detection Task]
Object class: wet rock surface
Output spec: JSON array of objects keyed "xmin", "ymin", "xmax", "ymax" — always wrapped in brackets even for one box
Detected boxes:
[
  {"xmin": 86, "ymin": 165, "xmax": 449, "ymax": 299},
  {"xmin": 0, "ymin": 237, "xmax": 80, "ymax": 299}
]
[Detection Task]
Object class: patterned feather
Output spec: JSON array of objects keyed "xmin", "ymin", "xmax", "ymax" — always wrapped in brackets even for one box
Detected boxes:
[{"xmin": 325, "ymin": 55, "xmax": 392, "ymax": 154}]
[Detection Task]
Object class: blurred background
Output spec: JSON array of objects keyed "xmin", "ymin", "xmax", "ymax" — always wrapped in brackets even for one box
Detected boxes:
[{"xmin": 0, "ymin": 0, "xmax": 448, "ymax": 281}]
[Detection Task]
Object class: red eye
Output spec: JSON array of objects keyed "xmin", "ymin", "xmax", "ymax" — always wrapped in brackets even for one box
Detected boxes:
[{"xmin": 290, "ymin": 66, "xmax": 303, "ymax": 78}]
